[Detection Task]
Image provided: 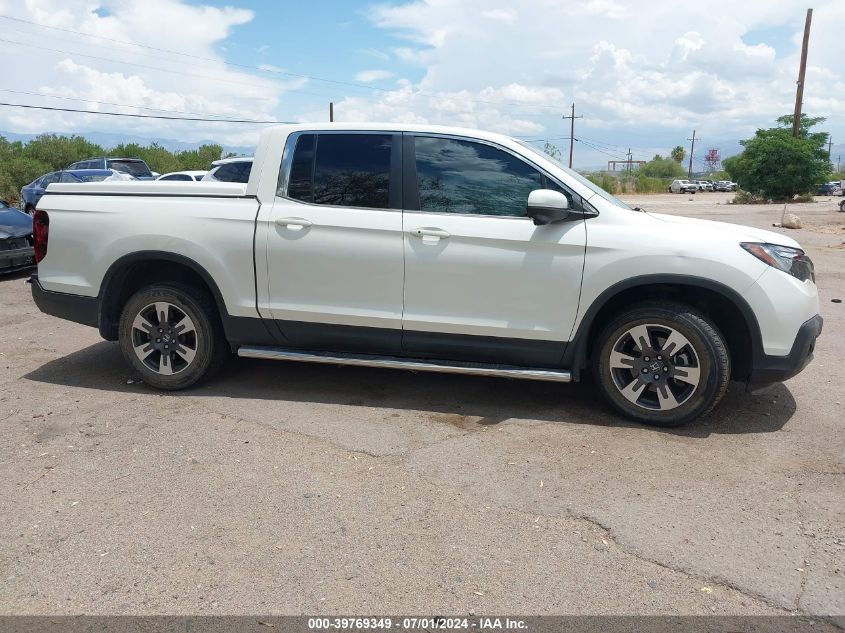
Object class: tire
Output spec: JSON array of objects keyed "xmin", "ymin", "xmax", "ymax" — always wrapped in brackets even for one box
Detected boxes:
[
  {"xmin": 839, "ymin": 200, "xmax": 845, "ymax": 212},
  {"xmin": 118, "ymin": 283, "xmax": 228, "ymax": 390},
  {"xmin": 592, "ymin": 302, "xmax": 730, "ymax": 427}
]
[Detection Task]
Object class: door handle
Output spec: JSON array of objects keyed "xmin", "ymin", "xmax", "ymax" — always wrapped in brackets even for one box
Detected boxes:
[
  {"xmin": 410, "ymin": 228, "xmax": 450, "ymax": 240},
  {"xmin": 275, "ymin": 217, "xmax": 313, "ymax": 231}
]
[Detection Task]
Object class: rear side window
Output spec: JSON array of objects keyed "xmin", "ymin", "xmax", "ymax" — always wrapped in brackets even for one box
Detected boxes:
[
  {"xmin": 160, "ymin": 174, "xmax": 193, "ymax": 181},
  {"xmin": 287, "ymin": 133, "xmax": 392, "ymax": 209}
]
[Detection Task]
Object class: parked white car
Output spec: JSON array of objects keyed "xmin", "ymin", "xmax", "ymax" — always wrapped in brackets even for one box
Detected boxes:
[
  {"xmin": 30, "ymin": 123, "xmax": 821, "ymax": 427},
  {"xmin": 156, "ymin": 171, "xmax": 208, "ymax": 182},
  {"xmin": 668, "ymin": 179, "xmax": 698, "ymax": 194},
  {"xmin": 201, "ymin": 157, "xmax": 252, "ymax": 183}
]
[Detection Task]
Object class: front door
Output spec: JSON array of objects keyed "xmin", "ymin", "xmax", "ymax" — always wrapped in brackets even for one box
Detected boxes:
[
  {"xmin": 401, "ymin": 135, "xmax": 587, "ymax": 367},
  {"xmin": 266, "ymin": 132, "xmax": 405, "ymax": 354}
]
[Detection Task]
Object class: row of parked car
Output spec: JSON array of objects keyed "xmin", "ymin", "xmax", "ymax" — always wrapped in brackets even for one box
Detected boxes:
[
  {"xmin": 19, "ymin": 156, "xmax": 253, "ymax": 213},
  {"xmin": 668, "ymin": 179, "xmax": 738, "ymax": 194}
]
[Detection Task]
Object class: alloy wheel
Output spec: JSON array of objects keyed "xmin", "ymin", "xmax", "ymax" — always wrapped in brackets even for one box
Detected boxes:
[
  {"xmin": 608, "ymin": 323, "xmax": 702, "ymax": 411},
  {"xmin": 130, "ymin": 301, "xmax": 198, "ymax": 375}
]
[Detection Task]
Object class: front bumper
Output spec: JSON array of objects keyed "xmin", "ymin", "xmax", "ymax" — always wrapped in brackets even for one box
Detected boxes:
[
  {"xmin": 748, "ymin": 314, "xmax": 823, "ymax": 385},
  {"xmin": 29, "ymin": 274, "xmax": 99, "ymax": 328}
]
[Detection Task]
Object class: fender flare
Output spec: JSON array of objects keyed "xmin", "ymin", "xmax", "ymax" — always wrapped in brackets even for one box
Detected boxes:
[{"xmin": 562, "ymin": 274, "xmax": 764, "ymax": 377}]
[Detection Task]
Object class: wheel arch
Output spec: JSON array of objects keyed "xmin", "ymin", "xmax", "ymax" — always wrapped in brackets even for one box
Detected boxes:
[
  {"xmin": 97, "ymin": 251, "xmax": 229, "ymax": 342},
  {"xmin": 564, "ymin": 274, "xmax": 763, "ymax": 382}
]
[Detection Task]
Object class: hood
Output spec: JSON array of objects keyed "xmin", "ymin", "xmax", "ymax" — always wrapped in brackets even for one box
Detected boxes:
[
  {"xmin": 0, "ymin": 207, "xmax": 33, "ymax": 239},
  {"xmin": 645, "ymin": 212, "xmax": 801, "ymax": 249}
]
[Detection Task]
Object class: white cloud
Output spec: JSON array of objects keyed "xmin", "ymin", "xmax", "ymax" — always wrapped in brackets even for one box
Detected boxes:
[
  {"xmin": 354, "ymin": 69, "xmax": 395, "ymax": 82},
  {"xmin": 356, "ymin": 0, "xmax": 845, "ymax": 164},
  {"xmin": 481, "ymin": 9, "xmax": 517, "ymax": 24},
  {"xmin": 0, "ymin": 0, "xmax": 301, "ymax": 146}
]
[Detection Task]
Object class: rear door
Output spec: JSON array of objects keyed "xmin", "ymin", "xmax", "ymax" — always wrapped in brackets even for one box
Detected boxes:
[
  {"xmin": 400, "ymin": 134, "xmax": 587, "ymax": 367},
  {"xmin": 265, "ymin": 131, "xmax": 405, "ymax": 354}
]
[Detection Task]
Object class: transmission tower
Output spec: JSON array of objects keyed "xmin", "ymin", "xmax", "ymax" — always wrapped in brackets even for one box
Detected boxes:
[{"xmin": 704, "ymin": 148, "xmax": 721, "ymax": 172}]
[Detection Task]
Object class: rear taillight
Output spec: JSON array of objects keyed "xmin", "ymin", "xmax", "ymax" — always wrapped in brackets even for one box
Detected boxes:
[{"xmin": 32, "ymin": 209, "xmax": 49, "ymax": 263}]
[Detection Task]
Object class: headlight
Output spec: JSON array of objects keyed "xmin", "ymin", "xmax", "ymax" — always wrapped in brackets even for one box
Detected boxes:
[{"xmin": 741, "ymin": 242, "xmax": 815, "ymax": 283}]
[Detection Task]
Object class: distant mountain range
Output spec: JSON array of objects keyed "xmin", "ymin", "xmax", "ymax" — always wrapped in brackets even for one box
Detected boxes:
[{"xmin": 0, "ymin": 129, "xmax": 254, "ymax": 156}]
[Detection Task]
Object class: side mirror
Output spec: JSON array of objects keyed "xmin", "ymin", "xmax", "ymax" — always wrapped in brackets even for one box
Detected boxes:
[{"xmin": 526, "ymin": 189, "xmax": 571, "ymax": 226}]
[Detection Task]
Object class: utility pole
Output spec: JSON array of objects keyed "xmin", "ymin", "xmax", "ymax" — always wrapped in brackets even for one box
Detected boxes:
[
  {"xmin": 827, "ymin": 135, "xmax": 832, "ymax": 158},
  {"xmin": 792, "ymin": 8, "xmax": 813, "ymax": 138},
  {"xmin": 329, "ymin": 102, "xmax": 334, "ymax": 122},
  {"xmin": 562, "ymin": 103, "xmax": 583, "ymax": 168},
  {"xmin": 687, "ymin": 130, "xmax": 697, "ymax": 179},
  {"xmin": 626, "ymin": 148, "xmax": 633, "ymax": 176}
]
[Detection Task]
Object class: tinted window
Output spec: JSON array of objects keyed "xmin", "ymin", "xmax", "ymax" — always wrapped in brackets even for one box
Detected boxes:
[
  {"xmin": 60, "ymin": 172, "xmax": 81, "ymax": 183},
  {"xmin": 287, "ymin": 134, "xmax": 314, "ymax": 201},
  {"xmin": 414, "ymin": 137, "xmax": 546, "ymax": 217},
  {"xmin": 212, "ymin": 162, "xmax": 251, "ymax": 183},
  {"xmin": 288, "ymin": 134, "xmax": 392, "ymax": 209},
  {"xmin": 160, "ymin": 174, "xmax": 192, "ymax": 181}
]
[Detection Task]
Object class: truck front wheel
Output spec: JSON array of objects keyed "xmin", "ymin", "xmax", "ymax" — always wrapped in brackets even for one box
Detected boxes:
[
  {"xmin": 118, "ymin": 283, "xmax": 227, "ymax": 390},
  {"xmin": 592, "ymin": 302, "xmax": 730, "ymax": 427}
]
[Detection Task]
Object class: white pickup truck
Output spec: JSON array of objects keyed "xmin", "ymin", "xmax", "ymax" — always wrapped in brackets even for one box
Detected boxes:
[{"xmin": 30, "ymin": 123, "xmax": 822, "ymax": 427}]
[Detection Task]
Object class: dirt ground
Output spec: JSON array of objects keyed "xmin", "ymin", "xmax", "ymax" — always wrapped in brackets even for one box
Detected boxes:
[{"xmin": 0, "ymin": 193, "xmax": 843, "ymax": 617}]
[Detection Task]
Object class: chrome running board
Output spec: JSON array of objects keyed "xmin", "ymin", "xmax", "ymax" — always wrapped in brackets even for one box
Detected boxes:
[{"xmin": 237, "ymin": 346, "xmax": 572, "ymax": 383}]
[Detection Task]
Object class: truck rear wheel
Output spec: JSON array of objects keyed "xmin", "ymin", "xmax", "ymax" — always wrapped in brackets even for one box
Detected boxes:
[
  {"xmin": 118, "ymin": 283, "xmax": 227, "ymax": 390},
  {"xmin": 592, "ymin": 302, "xmax": 730, "ymax": 427}
]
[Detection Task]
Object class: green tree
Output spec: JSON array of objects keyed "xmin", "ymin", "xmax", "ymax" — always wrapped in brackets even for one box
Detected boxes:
[
  {"xmin": 670, "ymin": 145, "xmax": 685, "ymax": 163},
  {"xmin": 638, "ymin": 154, "xmax": 686, "ymax": 179},
  {"xmin": 23, "ymin": 134, "xmax": 104, "ymax": 171},
  {"xmin": 723, "ymin": 115, "xmax": 831, "ymax": 199}
]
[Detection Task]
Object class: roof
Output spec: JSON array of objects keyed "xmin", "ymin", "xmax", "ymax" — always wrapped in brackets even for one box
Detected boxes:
[
  {"xmin": 72, "ymin": 156, "xmax": 148, "ymax": 162},
  {"xmin": 156, "ymin": 170, "xmax": 208, "ymax": 178},
  {"xmin": 211, "ymin": 157, "xmax": 253, "ymax": 166},
  {"xmin": 258, "ymin": 122, "xmax": 519, "ymax": 146}
]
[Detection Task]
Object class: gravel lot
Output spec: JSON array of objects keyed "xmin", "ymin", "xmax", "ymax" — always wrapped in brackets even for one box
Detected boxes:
[{"xmin": 0, "ymin": 193, "xmax": 843, "ymax": 617}]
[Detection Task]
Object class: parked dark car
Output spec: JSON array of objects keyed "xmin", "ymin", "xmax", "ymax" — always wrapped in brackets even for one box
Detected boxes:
[
  {"xmin": 68, "ymin": 157, "xmax": 154, "ymax": 180},
  {"xmin": 20, "ymin": 169, "xmax": 127, "ymax": 213},
  {"xmin": 816, "ymin": 183, "xmax": 838, "ymax": 195},
  {"xmin": 0, "ymin": 200, "xmax": 34, "ymax": 273}
]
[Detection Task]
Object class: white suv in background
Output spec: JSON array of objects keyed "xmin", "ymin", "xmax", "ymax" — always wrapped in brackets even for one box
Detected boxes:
[
  {"xmin": 669, "ymin": 179, "xmax": 698, "ymax": 194},
  {"xmin": 201, "ymin": 157, "xmax": 253, "ymax": 183}
]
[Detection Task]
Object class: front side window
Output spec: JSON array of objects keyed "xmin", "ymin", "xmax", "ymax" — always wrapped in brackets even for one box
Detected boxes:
[
  {"xmin": 414, "ymin": 137, "xmax": 549, "ymax": 217},
  {"xmin": 287, "ymin": 133, "xmax": 392, "ymax": 209}
]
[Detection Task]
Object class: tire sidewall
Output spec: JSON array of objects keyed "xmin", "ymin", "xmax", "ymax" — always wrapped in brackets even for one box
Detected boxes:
[
  {"xmin": 118, "ymin": 284, "xmax": 219, "ymax": 390},
  {"xmin": 593, "ymin": 306, "xmax": 727, "ymax": 426}
]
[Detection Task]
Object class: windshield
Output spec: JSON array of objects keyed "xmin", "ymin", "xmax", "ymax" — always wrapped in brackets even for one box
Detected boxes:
[
  {"xmin": 107, "ymin": 159, "xmax": 152, "ymax": 177},
  {"xmin": 516, "ymin": 140, "xmax": 631, "ymax": 210}
]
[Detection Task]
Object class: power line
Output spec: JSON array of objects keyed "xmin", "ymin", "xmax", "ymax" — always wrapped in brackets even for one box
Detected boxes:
[
  {"xmin": 0, "ymin": 101, "xmax": 288, "ymax": 123},
  {"xmin": 0, "ymin": 88, "xmax": 256, "ymax": 121},
  {"xmin": 0, "ymin": 15, "xmax": 565, "ymax": 112}
]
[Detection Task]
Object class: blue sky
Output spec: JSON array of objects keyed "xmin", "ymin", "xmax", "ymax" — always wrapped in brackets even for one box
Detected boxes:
[{"xmin": 0, "ymin": 0, "xmax": 842, "ymax": 169}]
